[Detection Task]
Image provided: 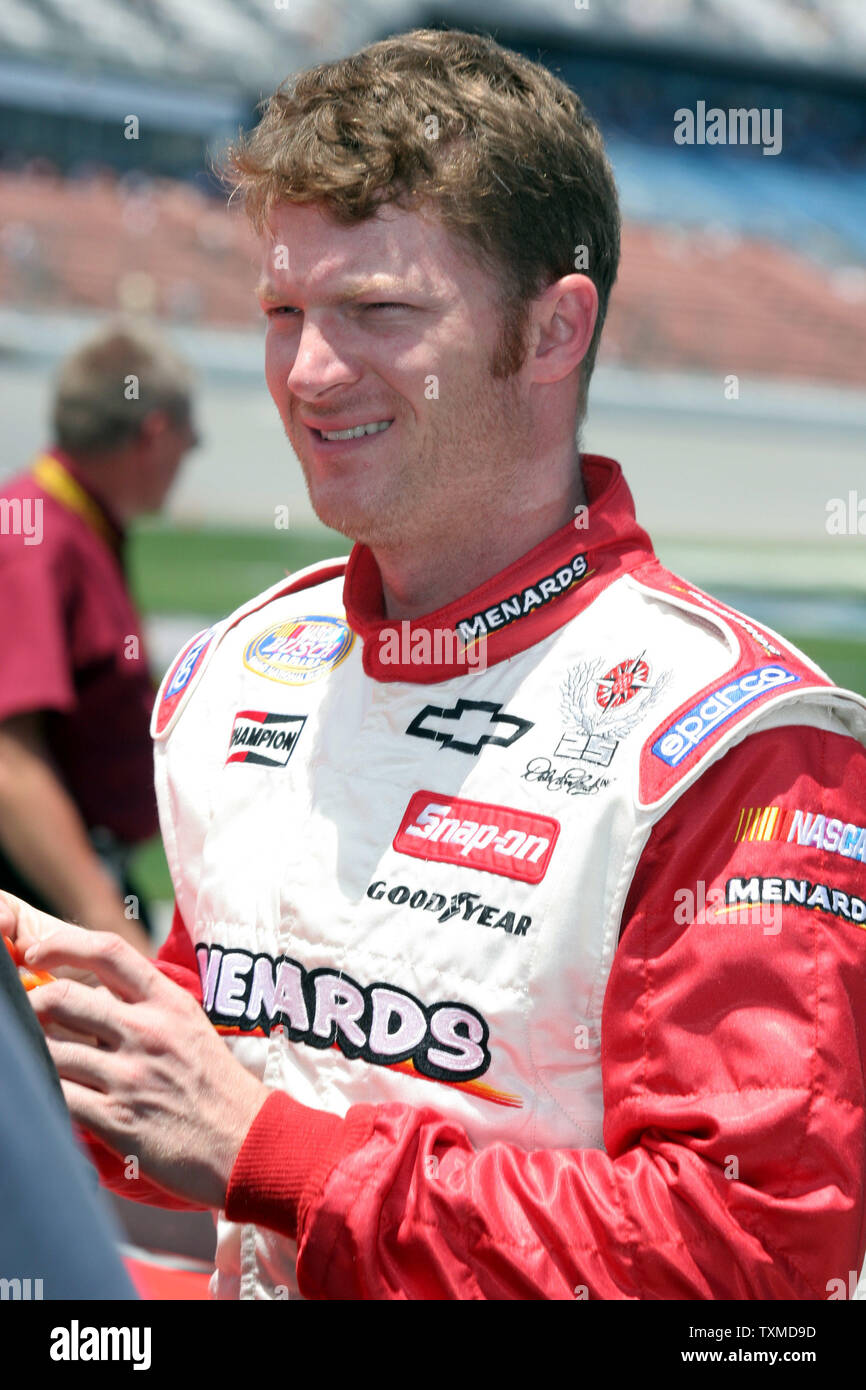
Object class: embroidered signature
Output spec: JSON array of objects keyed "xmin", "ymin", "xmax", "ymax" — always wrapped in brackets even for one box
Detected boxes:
[{"xmin": 522, "ymin": 758, "xmax": 610, "ymax": 796}]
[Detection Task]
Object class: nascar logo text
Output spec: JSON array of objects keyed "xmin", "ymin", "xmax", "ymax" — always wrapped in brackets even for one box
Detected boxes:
[
  {"xmin": 735, "ymin": 806, "xmax": 866, "ymax": 862},
  {"xmin": 394, "ymin": 791, "xmax": 559, "ymax": 884},
  {"xmin": 197, "ymin": 945, "xmax": 491, "ymax": 1081}
]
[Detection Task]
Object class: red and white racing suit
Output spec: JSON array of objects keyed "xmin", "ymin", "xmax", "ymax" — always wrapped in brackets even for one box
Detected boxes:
[{"xmin": 89, "ymin": 456, "xmax": 866, "ymax": 1300}]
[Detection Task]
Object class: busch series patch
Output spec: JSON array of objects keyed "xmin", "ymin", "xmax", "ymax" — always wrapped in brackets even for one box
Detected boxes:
[
  {"xmin": 196, "ymin": 945, "xmax": 491, "ymax": 1081},
  {"xmin": 154, "ymin": 626, "xmax": 215, "ymax": 736},
  {"xmin": 226, "ymin": 710, "xmax": 306, "ymax": 768},
  {"xmin": 394, "ymin": 791, "xmax": 559, "ymax": 884},
  {"xmin": 243, "ymin": 616, "xmax": 354, "ymax": 686},
  {"xmin": 652, "ymin": 666, "xmax": 800, "ymax": 768}
]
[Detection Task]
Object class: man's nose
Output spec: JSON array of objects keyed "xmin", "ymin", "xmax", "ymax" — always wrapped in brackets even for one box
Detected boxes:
[{"xmin": 285, "ymin": 315, "xmax": 359, "ymax": 396}]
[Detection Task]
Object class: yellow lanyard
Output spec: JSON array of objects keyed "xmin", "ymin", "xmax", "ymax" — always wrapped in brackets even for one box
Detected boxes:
[{"xmin": 31, "ymin": 454, "xmax": 117, "ymax": 548}]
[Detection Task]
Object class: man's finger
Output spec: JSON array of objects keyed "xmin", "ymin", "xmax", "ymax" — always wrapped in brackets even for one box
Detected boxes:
[
  {"xmin": 0, "ymin": 890, "xmax": 48, "ymax": 949},
  {"xmin": 25, "ymin": 926, "xmax": 158, "ymax": 1004},
  {"xmin": 31, "ymin": 978, "xmax": 125, "ymax": 1050},
  {"xmin": 56, "ymin": 1077, "xmax": 128, "ymax": 1149},
  {"xmin": 44, "ymin": 1037, "xmax": 117, "ymax": 1093}
]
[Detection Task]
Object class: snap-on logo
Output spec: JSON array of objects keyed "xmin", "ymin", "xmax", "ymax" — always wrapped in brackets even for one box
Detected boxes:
[{"xmin": 393, "ymin": 791, "xmax": 559, "ymax": 884}]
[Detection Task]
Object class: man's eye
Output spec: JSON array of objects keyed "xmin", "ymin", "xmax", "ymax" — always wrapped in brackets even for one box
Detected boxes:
[
  {"xmin": 265, "ymin": 306, "xmax": 299, "ymax": 317},
  {"xmin": 364, "ymin": 302, "xmax": 407, "ymax": 311}
]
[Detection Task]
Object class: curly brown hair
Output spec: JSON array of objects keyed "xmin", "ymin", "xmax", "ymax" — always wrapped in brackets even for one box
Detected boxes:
[{"xmin": 221, "ymin": 28, "xmax": 620, "ymax": 408}]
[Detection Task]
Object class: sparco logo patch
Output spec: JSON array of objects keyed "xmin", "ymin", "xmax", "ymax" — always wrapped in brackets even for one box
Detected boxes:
[
  {"xmin": 394, "ymin": 791, "xmax": 559, "ymax": 884},
  {"xmin": 406, "ymin": 699, "xmax": 533, "ymax": 756},
  {"xmin": 455, "ymin": 553, "xmax": 588, "ymax": 646},
  {"xmin": 652, "ymin": 666, "xmax": 800, "ymax": 767},
  {"xmin": 196, "ymin": 945, "xmax": 491, "ymax": 1081},
  {"xmin": 226, "ymin": 710, "xmax": 306, "ymax": 767},
  {"xmin": 243, "ymin": 616, "xmax": 354, "ymax": 686}
]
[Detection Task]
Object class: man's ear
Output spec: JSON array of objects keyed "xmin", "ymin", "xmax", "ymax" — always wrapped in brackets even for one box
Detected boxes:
[
  {"xmin": 529, "ymin": 274, "xmax": 598, "ymax": 386},
  {"xmin": 135, "ymin": 410, "xmax": 172, "ymax": 448}
]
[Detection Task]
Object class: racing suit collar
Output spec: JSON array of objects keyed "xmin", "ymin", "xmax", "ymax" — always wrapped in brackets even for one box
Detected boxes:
[{"xmin": 343, "ymin": 455, "xmax": 656, "ymax": 684}]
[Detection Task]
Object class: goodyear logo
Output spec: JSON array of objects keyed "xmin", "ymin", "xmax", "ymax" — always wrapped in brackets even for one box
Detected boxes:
[
  {"xmin": 652, "ymin": 665, "xmax": 799, "ymax": 767},
  {"xmin": 243, "ymin": 616, "xmax": 354, "ymax": 686}
]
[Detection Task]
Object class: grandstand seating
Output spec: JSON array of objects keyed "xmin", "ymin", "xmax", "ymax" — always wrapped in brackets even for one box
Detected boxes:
[
  {"xmin": 0, "ymin": 1, "xmax": 865, "ymax": 89},
  {"xmin": 1, "ymin": 169, "xmax": 864, "ymax": 388}
]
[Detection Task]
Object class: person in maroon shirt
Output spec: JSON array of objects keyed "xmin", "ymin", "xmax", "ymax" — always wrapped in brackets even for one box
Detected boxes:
[{"xmin": 0, "ymin": 320, "xmax": 197, "ymax": 953}]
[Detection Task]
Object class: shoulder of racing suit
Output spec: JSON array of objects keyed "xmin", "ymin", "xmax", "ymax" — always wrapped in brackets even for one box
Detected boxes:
[
  {"xmin": 624, "ymin": 557, "xmax": 866, "ymax": 810},
  {"xmin": 150, "ymin": 556, "xmax": 350, "ymax": 741},
  {"xmin": 150, "ymin": 546, "xmax": 866, "ymax": 798}
]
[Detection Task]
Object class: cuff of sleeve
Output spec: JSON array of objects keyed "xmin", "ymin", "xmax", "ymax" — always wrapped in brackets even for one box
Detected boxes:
[
  {"xmin": 224, "ymin": 1089, "xmax": 376, "ymax": 1241},
  {"xmin": 155, "ymin": 960, "xmax": 203, "ymax": 1004}
]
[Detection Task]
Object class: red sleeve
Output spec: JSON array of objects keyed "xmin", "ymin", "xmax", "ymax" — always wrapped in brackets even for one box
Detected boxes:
[
  {"xmin": 0, "ymin": 553, "xmax": 74, "ymax": 721},
  {"xmin": 81, "ymin": 905, "xmax": 207, "ymax": 1208},
  {"xmin": 225, "ymin": 724, "xmax": 866, "ymax": 1299},
  {"xmin": 153, "ymin": 901, "xmax": 203, "ymax": 1003}
]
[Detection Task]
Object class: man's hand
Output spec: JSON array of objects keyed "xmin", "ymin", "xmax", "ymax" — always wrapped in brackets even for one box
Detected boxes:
[
  {"xmin": 0, "ymin": 890, "xmax": 97, "ymax": 986},
  {"xmin": 21, "ymin": 926, "xmax": 271, "ymax": 1209}
]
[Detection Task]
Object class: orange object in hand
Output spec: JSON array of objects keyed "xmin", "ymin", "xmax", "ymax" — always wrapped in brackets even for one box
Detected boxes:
[{"xmin": 3, "ymin": 934, "xmax": 55, "ymax": 991}]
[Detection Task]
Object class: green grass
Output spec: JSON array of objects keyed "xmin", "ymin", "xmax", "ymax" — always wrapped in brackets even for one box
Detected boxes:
[
  {"xmin": 790, "ymin": 636, "xmax": 866, "ymax": 698},
  {"xmin": 128, "ymin": 524, "xmax": 349, "ymax": 617},
  {"xmin": 127, "ymin": 524, "xmax": 866, "ymax": 904}
]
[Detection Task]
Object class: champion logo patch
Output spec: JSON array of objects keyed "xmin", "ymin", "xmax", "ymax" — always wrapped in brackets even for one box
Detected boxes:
[
  {"xmin": 394, "ymin": 791, "xmax": 559, "ymax": 884},
  {"xmin": 226, "ymin": 710, "xmax": 306, "ymax": 767}
]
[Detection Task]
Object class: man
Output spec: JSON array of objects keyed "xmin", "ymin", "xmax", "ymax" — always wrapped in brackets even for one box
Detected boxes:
[
  {"xmin": 5, "ymin": 29, "xmax": 866, "ymax": 1300},
  {"xmin": 0, "ymin": 321, "xmax": 197, "ymax": 953}
]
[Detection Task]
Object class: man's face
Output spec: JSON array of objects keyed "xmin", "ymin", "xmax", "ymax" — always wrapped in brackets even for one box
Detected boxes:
[
  {"xmin": 258, "ymin": 202, "xmax": 538, "ymax": 549},
  {"xmin": 138, "ymin": 410, "xmax": 198, "ymax": 514}
]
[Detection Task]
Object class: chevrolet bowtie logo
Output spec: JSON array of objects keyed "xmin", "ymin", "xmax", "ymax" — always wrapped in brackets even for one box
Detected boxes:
[{"xmin": 405, "ymin": 700, "xmax": 534, "ymax": 756}]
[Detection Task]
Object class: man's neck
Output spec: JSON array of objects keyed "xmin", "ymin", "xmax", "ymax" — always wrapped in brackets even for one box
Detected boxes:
[
  {"xmin": 377, "ymin": 465, "xmax": 587, "ymax": 620},
  {"xmin": 58, "ymin": 447, "xmax": 134, "ymax": 527}
]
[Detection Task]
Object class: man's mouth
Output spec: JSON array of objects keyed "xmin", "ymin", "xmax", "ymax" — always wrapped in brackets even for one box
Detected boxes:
[{"xmin": 312, "ymin": 419, "xmax": 394, "ymax": 441}]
